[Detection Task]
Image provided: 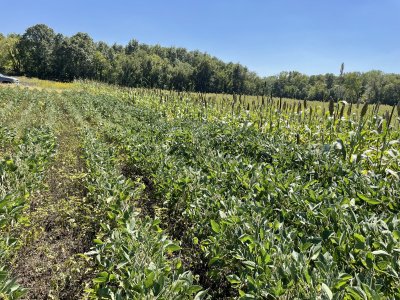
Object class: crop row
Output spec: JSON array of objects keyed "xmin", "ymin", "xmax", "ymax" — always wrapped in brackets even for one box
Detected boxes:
[
  {"xmin": 0, "ymin": 83, "xmax": 399, "ymax": 299},
  {"xmin": 0, "ymin": 125, "xmax": 56, "ymax": 299},
  {"xmin": 66, "ymin": 84, "xmax": 400, "ymax": 298}
]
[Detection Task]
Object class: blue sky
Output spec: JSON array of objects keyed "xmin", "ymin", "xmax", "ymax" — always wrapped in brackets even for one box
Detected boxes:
[{"xmin": 2, "ymin": 0, "xmax": 399, "ymax": 76}]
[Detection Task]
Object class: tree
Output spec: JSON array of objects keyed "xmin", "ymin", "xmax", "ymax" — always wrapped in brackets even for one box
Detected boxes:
[
  {"xmin": 264, "ymin": 77, "xmax": 276, "ymax": 98},
  {"xmin": 7, "ymin": 24, "xmax": 400, "ymax": 100},
  {"xmin": 92, "ymin": 50, "xmax": 111, "ymax": 81},
  {"xmin": 273, "ymin": 72, "xmax": 288, "ymax": 99},
  {"xmin": 51, "ymin": 33, "xmax": 96, "ymax": 81},
  {"xmin": 340, "ymin": 62, "xmax": 345, "ymax": 77},
  {"xmin": 125, "ymin": 39, "xmax": 139, "ymax": 55},
  {"xmin": 364, "ymin": 70, "xmax": 385, "ymax": 103},
  {"xmin": 0, "ymin": 34, "xmax": 21, "ymax": 74},
  {"xmin": 325, "ymin": 73, "xmax": 335, "ymax": 90},
  {"xmin": 17, "ymin": 24, "xmax": 55, "ymax": 78},
  {"xmin": 170, "ymin": 61, "xmax": 193, "ymax": 91},
  {"xmin": 193, "ymin": 57, "xmax": 214, "ymax": 92},
  {"xmin": 118, "ymin": 55, "xmax": 142, "ymax": 87},
  {"xmin": 307, "ymin": 80, "xmax": 327, "ymax": 100},
  {"xmin": 382, "ymin": 77, "xmax": 400, "ymax": 105},
  {"xmin": 344, "ymin": 72, "xmax": 363, "ymax": 103},
  {"xmin": 231, "ymin": 64, "xmax": 246, "ymax": 94}
]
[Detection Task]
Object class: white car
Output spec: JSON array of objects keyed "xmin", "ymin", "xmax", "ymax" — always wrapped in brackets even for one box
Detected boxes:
[{"xmin": 0, "ymin": 73, "xmax": 19, "ymax": 84}]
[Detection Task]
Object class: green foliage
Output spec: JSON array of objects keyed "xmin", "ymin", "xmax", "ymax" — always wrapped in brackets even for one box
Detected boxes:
[
  {"xmin": 0, "ymin": 82, "xmax": 399, "ymax": 298},
  {"xmin": 0, "ymin": 125, "xmax": 56, "ymax": 299},
  {"xmin": 3, "ymin": 24, "xmax": 400, "ymax": 103},
  {"xmin": 65, "ymin": 83, "xmax": 399, "ymax": 298},
  {"xmin": 80, "ymin": 131, "xmax": 202, "ymax": 299},
  {"xmin": 17, "ymin": 24, "xmax": 56, "ymax": 78},
  {"xmin": 0, "ymin": 34, "xmax": 21, "ymax": 74}
]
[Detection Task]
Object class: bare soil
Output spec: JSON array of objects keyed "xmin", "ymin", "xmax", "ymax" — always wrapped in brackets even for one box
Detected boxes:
[{"xmin": 11, "ymin": 127, "xmax": 97, "ymax": 299}]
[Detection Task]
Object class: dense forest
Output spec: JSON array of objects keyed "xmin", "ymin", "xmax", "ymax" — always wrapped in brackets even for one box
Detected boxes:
[{"xmin": 1, "ymin": 24, "xmax": 399, "ymax": 104}]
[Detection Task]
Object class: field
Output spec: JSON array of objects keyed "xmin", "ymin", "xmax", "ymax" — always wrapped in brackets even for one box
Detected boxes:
[{"xmin": 0, "ymin": 79, "xmax": 399, "ymax": 299}]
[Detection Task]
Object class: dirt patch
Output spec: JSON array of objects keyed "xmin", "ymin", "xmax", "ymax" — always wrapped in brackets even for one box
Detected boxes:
[
  {"xmin": 183, "ymin": 243, "xmax": 236, "ymax": 299},
  {"xmin": 11, "ymin": 129, "xmax": 97, "ymax": 299},
  {"xmin": 121, "ymin": 164, "xmax": 156, "ymax": 218}
]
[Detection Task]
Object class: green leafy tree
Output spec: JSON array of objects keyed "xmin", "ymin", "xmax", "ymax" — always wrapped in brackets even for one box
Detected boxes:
[
  {"xmin": 170, "ymin": 61, "xmax": 193, "ymax": 91},
  {"xmin": 93, "ymin": 50, "xmax": 111, "ymax": 81},
  {"xmin": 231, "ymin": 64, "xmax": 246, "ymax": 94},
  {"xmin": 344, "ymin": 72, "xmax": 363, "ymax": 103},
  {"xmin": 364, "ymin": 70, "xmax": 386, "ymax": 103},
  {"xmin": 17, "ymin": 24, "xmax": 55, "ymax": 78},
  {"xmin": 273, "ymin": 72, "xmax": 288, "ymax": 99},
  {"xmin": 0, "ymin": 33, "xmax": 21, "ymax": 74},
  {"xmin": 125, "ymin": 39, "xmax": 139, "ymax": 55},
  {"xmin": 381, "ymin": 76, "xmax": 400, "ymax": 105},
  {"xmin": 118, "ymin": 55, "xmax": 142, "ymax": 87},
  {"xmin": 67, "ymin": 32, "xmax": 96, "ymax": 79},
  {"xmin": 193, "ymin": 57, "xmax": 214, "ymax": 92},
  {"xmin": 5, "ymin": 23, "xmax": 400, "ymax": 102}
]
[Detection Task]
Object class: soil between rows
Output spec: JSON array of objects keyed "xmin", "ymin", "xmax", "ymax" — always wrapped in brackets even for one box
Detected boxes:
[{"xmin": 11, "ymin": 126, "xmax": 97, "ymax": 299}]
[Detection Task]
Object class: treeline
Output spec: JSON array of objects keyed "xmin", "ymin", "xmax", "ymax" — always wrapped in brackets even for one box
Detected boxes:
[{"xmin": 1, "ymin": 24, "xmax": 400, "ymax": 104}]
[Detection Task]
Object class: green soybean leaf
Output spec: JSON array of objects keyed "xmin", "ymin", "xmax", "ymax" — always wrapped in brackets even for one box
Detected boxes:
[
  {"xmin": 239, "ymin": 234, "xmax": 254, "ymax": 244},
  {"xmin": 242, "ymin": 260, "xmax": 256, "ymax": 269},
  {"xmin": 210, "ymin": 220, "xmax": 221, "ymax": 233},
  {"xmin": 194, "ymin": 290, "xmax": 208, "ymax": 300},
  {"xmin": 334, "ymin": 274, "xmax": 352, "ymax": 290},
  {"xmin": 372, "ymin": 250, "xmax": 390, "ymax": 256},
  {"xmin": 93, "ymin": 239, "xmax": 104, "ymax": 245},
  {"xmin": 385, "ymin": 168, "xmax": 399, "ymax": 180},
  {"xmin": 353, "ymin": 233, "xmax": 365, "ymax": 243},
  {"xmin": 144, "ymin": 272, "xmax": 155, "ymax": 289},
  {"xmin": 227, "ymin": 274, "xmax": 241, "ymax": 284},
  {"xmin": 321, "ymin": 283, "xmax": 333, "ymax": 300},
  {"xmin": 164, "ymin": 242, "xmax": 181, "ymax": 253},
  {"xmin": 357, "ymin": 193, "xmax": 380, "ymax": 205},
  {"xmin": 188, "ymin": 285, "xmax": 203, "ymax": 294},
  {"xmin": 93, "ymin": 272, "xmax": 108, "ymax": 283}
]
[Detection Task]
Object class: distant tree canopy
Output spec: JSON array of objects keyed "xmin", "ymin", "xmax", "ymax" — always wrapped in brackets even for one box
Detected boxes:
[{"xmin": 1, "ymin": 24, "xmax": 400, "ymax": 104}]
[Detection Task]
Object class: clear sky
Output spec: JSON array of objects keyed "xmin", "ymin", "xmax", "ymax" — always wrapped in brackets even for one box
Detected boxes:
[{"xmin": 2, "ymin": 0, "xmax": 399, "ymax": 76}]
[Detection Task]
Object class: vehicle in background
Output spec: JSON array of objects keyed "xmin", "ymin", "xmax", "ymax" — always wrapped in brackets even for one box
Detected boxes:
[{"xmin": 0, "ymin": 73, "xmax": 19, "ymax": 84}]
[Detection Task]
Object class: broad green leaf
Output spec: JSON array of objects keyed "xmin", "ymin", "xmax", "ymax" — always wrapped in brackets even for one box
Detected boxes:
[
  {"xmin": 116, "ymin": 261, "xmax": 128, "ymax": 269},
  {"xmin": 219, "ymin": 210, "xmax": 227, "ymax": 219},
  {"xmin": 353, "ymin": 233, "xmax": 365, "ymax": 243},
  {"xmin": 210, "ymin": 220, "xmax": 221, "ymax": 233},
  {"xmin": 334, "ymin": 274, "xmax": 352, "ymax": 290},
  {"xmin": 209, "ymin": 256, "xmax": 221, "ymax": 266},
  {"xmin": 242, "ymin": 260, "xmax": 256, "ymax": 269},
  {"xmin": 227, "ymin": 274, "xmax": 241, "ymax": 284},
  {"xmin": 93, "ymin": 272, "xmax": 108, "ymax": 283},
  {"xmin": 385, "ymin": 168, "xmax": 399, "ymax": 180},
  {"xmin": 372, "ymin": 250, "xmax": 390, "ymax": 256},
  {"xmin": 164, "ymin": 242, "xmax": 181, "ymax": 253},
  {"xmin": 239, "ymin": 234, "xmax": 254, "ymax": 244},
  {"xmin": 357, "ymin": 193, "xmax": 380, "ymax": 205},
  {"xmin": 188, "ymin": 285, "xmax": 203, "ymax": 294},
  {"xmin": 366, "ymin": 252, "xmax": 374, "ymax": 269},
  {"xmin": 303, "ymin": 268, "xmax": 311, "ymax": 284},
  {"xmin": 144, "ymin": 272, "xmax": 155, "ymax": 288},
  {"xmin": 194, "ymin": 290, "xmax": 208, "ymax": 300},
  {"xmin": 321, "ymin": 283, "xmax": 333, "ymax": 300}
]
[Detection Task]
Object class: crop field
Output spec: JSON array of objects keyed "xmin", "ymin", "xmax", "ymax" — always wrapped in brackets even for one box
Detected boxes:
[{"xmin": 0, "ymin": 80, "xmax": 399, "ymax": 299}]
